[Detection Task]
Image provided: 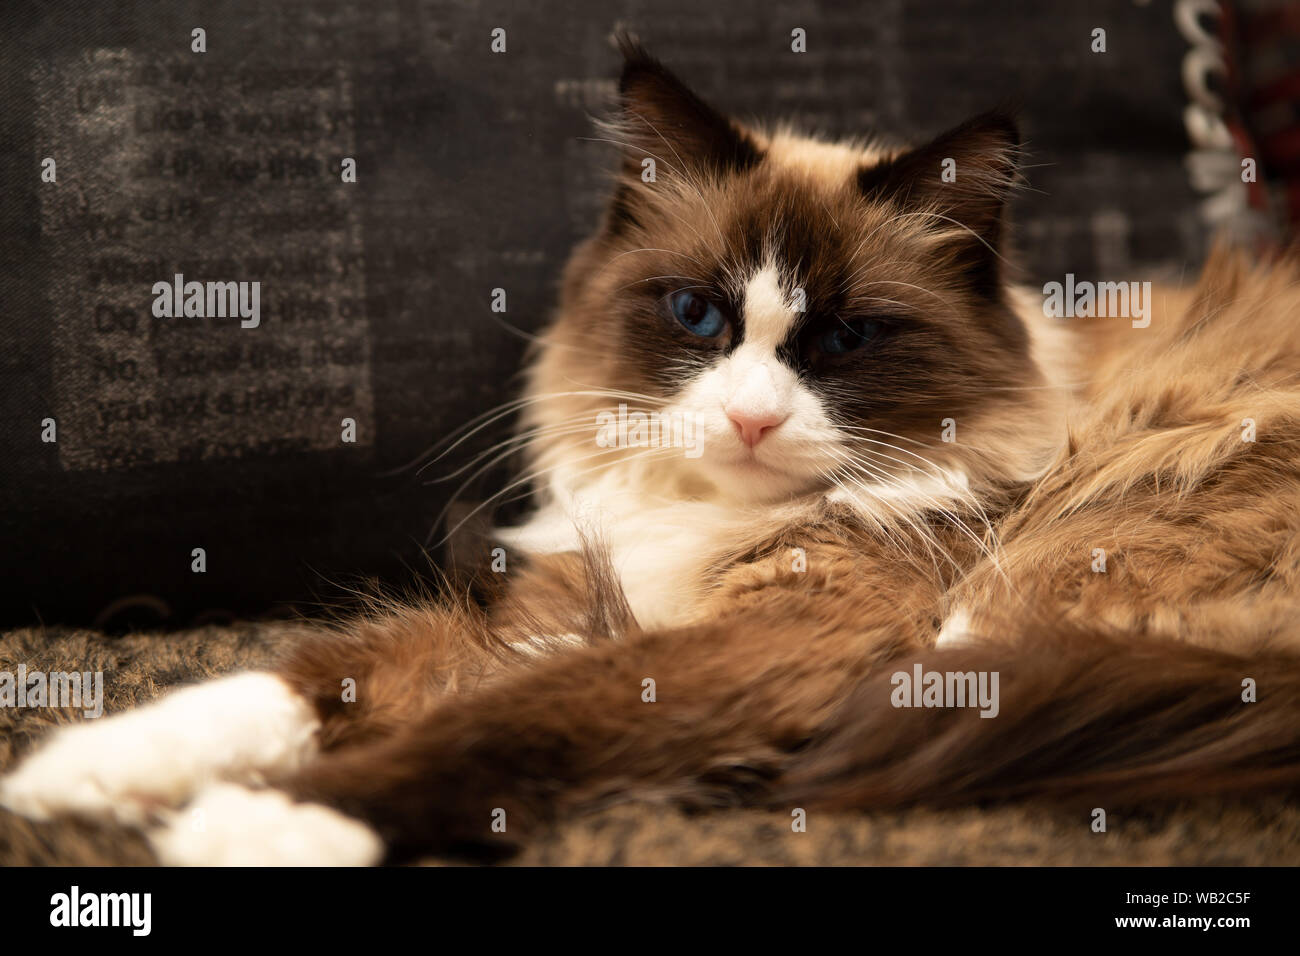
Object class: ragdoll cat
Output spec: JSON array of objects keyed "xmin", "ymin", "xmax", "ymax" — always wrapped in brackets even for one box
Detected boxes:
[{"xmin": 5, "ymin": 39, "xmax": 1300, "ymax": 864}]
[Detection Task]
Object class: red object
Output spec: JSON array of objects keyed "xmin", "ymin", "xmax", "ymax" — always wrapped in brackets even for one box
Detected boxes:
[{"xmin": 1223, "ymin": 0, "xmax": 1300, "ymax": 232}]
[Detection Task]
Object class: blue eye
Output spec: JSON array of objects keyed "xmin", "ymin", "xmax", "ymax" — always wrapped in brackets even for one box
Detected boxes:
[
  {"xmin": 669, "ymin": 291, "xmax": 728, "ymax": 338},
  {"xmin": 819, "ymin": 318, "xmax": 882, "ymax": 354}
]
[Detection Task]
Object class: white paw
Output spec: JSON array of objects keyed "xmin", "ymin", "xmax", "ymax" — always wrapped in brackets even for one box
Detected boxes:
[
  {"xmin": 0, "ymin": 672, "xmax": 319, "ymax": 826},
  {"xmin": 151, "ymin": 784, "xmax": 383, "ymax": 866}
]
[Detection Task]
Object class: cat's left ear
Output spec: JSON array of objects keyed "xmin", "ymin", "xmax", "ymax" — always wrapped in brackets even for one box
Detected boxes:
[{"xmin": 858, "ymin": 111, "xmax": 1020, "ymax": 297}]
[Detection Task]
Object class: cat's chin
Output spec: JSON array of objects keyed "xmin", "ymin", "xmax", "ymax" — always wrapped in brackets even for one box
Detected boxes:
[{"xmin": 693, "ymin": 452, "xmax": 826, "ymax": 503}]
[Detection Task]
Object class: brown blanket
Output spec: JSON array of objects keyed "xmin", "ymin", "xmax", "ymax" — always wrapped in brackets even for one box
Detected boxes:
[{"xmin": 3, "ymin": 625, "xmax": 1297, "ymax": 866}]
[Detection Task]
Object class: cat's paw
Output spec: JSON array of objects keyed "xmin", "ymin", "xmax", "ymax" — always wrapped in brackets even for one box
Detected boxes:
[
  {"xmin": 0, "ymin": 672, "xmax": 320, "ymax": 826},
  {"xmin": 150, "ymin": 783, "xmax": 383, "ymax": 866},
  {"xmin": 1, "ymin": 716, "xmax": 184, "ymax": 825}
]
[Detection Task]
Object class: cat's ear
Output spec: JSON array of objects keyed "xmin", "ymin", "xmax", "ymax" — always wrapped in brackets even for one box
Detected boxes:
[
  {"xmin": 611, "ymin": 34, "xmax": 762, "ymax": 180},
  {"xmin": 857, "ymin": 111, "xmax": 1020, "ymax": 297}
]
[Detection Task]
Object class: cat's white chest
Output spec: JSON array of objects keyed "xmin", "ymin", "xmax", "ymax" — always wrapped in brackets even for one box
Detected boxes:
[
  {"xmin": 498, "ymin": 492, "xmax": 744, "ymax": 631},
  {"xmin": 601, "ymin": 507, "xmax": 728, "ymax": 629}
]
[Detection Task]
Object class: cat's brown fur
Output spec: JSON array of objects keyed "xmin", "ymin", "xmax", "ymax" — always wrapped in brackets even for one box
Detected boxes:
[
  {"xmin": 251, "ymin": 42, "xmax": 1300, "ymax": 863},
  {"xmin": 278, "ymin": 514, "xmax": 953, "ymax": 859},
  {"xmin": 8, "ymin": 40, "xmax": 1299, "ymax": 865},
  {"xmin": 270, "ymin": 242, "xmax": 1300, "ymax": 863}
]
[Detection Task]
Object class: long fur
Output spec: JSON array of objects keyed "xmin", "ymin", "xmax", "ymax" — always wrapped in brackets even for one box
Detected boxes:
[
  {"xmin": 780, "ymin": 243, "xmax": 1300, "ymax": 814},
  {"xmin": 286, "ymin": 58, "xmax": 1300, "ymax": 861},
  {"xmin": 782, "ymin": 628, "xmax": 1300, "ymax": 812},
  {"xmin": 8, "ymin": 40, "xmax": 1300, "ymax": 865}
]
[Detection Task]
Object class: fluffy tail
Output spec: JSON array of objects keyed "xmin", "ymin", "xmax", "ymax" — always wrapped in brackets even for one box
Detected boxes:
[{"xmin": 780, "ymin": 628, "xmax": 1300, "ymax": 811}]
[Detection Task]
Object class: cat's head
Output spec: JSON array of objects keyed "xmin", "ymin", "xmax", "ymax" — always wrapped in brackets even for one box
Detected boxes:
[{"xmin": 523, "ymin": 38, "xmax": 1063, "ymax": 515}]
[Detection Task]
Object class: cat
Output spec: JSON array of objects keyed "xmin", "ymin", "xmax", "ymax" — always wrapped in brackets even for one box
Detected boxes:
[{"xmin": 5, "ymin": 37, "xmax": 1300, "ymax": 865}]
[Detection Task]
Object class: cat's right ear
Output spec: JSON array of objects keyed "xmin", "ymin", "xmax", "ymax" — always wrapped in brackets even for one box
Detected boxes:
[{"xmin": 609, "ymin": 33, "xmax": 762, "ymax": 182}]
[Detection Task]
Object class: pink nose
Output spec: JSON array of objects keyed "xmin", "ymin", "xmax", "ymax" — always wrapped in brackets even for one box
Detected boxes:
[{"xmin": 725, "ymin": 407, "xmax": 788, "ymax": 448}]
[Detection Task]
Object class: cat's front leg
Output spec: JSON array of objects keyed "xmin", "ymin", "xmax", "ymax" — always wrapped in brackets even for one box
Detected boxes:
[
  {"xmin": 0, "ymin": 672, "xmax": 318, "ymax": 826},
  {"xmin": 2, "ymin": 667, "xmax": 399, "ymax": 865},
  {"xmin": 153, "ymin": 592, "xmax": 911, "ymax": 865},
  {"xmin": 0, "ymin": 595, "xmax": 527, "ymax": 830}
]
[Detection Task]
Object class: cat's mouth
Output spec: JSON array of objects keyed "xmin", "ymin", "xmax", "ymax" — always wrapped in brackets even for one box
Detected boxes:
[{"xmin": 708, "ymin": 445, "xmax": 827, "ymax": 493}]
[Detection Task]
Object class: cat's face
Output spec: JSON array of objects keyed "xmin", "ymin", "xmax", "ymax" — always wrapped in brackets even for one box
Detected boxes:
[{"xmin": 526, "ymin": 42, "xmax": 1055, "ymax": 509}]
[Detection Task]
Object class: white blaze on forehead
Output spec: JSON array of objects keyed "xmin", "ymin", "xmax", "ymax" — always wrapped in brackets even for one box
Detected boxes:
[
  {"xmin": 741, "ymin": 264, "xmax": 798, "ymax": 353},
  {"xmin": 761, "ymin": 129, "xmax": 890, "ymax": 182}
]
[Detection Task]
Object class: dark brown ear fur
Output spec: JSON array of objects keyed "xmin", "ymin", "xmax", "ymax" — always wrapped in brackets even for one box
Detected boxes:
[
  {"xmin": 612, "ymin": 33, "xmax": 762, "ymax": 181},
  {"xmin": 858, "ymin": 111, "xmax": 1020, "ymax": 298}
]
